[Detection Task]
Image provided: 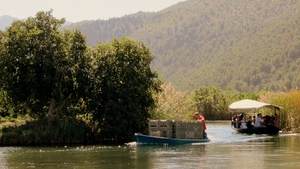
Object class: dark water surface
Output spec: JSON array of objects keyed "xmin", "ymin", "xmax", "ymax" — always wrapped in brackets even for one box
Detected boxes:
[{"xmin": 1, "ymin": 121, "xmax": 299, "ymax": 169}]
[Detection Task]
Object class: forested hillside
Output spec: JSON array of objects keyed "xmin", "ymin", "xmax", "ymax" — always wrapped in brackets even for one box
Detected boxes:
[{"xmin": 63, "ymin": 0, "xmax": 300, "ymax": 92}]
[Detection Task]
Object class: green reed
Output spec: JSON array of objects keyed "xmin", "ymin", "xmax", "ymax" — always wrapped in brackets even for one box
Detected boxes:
[{"xmin": 260, "ymin": 90, "xmax": 300, "ymax": 132}]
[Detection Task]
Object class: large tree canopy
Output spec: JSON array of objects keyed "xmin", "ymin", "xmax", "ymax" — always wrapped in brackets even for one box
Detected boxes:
[
  {"xmin": 0, "ymin": 11, "xmax": 162, "ymax": 142},
  {"xmin": 89, "ymin": 37, "xmax": 162, "ymax": 139},
  {"xmin": 0, "ymin": 10, "xmax": 91, "ymax": 120}
]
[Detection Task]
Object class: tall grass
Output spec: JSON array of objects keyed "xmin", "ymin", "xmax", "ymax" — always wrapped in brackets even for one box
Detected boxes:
[
  {"xmin": 260, "ymin": 90, "xmax": 300, "ymax": 132},
  {"xmin": 151, "ymin": 83, "xmax": 195, "ymax": 120}
]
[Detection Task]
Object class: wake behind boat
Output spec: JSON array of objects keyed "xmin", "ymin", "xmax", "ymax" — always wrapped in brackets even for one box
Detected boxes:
[
  {"xmin": 229, "ymin": 99, "xmax": 282, "ymax": 135},
  {"xmin": 135, "ymin": 120, "xmax": 210, "ymax": 145},
  {"xmin": 134, "ymin": 133, "xmax": 210, "ymax": 145}
]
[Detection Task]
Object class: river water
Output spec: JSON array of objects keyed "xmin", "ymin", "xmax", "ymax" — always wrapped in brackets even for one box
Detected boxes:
[{"xmin": 1, "ymin": 121, "xmax": 299, "ymax": 169}]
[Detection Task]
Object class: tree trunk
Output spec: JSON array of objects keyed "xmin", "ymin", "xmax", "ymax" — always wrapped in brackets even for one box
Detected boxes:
[{"xmin": 48, "ymin": 98, "xmax": 57, "ymax": 127}]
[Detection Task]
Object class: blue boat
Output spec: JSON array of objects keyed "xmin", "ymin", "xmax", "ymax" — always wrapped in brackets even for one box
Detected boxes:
[{"xmin": 134, "ymin": 133, "xmax": 210, "ymax": 145}]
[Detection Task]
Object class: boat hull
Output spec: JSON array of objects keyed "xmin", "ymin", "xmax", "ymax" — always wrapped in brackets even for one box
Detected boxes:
[
  {"xmin": 134, "ymin": 133, "xmax": 210, "ymax": 145},
  {"xmin": 235, "ymin": 126, "xmax": 280, "ymax": 135}
]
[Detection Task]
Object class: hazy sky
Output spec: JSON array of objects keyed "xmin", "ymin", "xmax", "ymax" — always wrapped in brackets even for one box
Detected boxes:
[{"xmin": 1, "ymin": 0, "xmax": 185, "ymax": 22}]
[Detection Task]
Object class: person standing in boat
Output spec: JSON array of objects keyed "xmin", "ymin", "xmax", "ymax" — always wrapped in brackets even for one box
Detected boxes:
[
  {"xmin": 254, "ymin": 113, "xmax": 266, "ymax": 128},
  {"xmin": 194, "ymin": 112, "xmax": 208, "ymax": 139}
]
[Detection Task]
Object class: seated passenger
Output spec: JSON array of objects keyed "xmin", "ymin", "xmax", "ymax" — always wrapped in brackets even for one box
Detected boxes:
[
  {"xmin": 246, "ymin": 120, "xmax": 253, "ymax": 128},
  {"xmin": 264, "ymin": 115, "xmax": 271, "ymax": 126},
  {"xmin": 254, "ymin": 113, "xmax": 266, "ymax": 128},
  {"xmin": 240, "ymin": 118, "xmax": 247, "ymax": 129},
  {"xmin": 231, "ymin": 115, "xmax": 237, "ymax": 127},
  {"xmin": 251, "ymin": 116, "xmax": 256, "ymax": 126}
]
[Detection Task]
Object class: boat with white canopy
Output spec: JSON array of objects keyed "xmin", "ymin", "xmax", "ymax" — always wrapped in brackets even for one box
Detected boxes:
[{"xmin": 229, "ymin": 99, "xmax": 282, "ymax": 134}]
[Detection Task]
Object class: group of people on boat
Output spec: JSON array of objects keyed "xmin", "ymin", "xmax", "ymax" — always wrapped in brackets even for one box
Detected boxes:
[{"xmin": 232, "ymin": 113, "xmax": 280, "ymax": 129}]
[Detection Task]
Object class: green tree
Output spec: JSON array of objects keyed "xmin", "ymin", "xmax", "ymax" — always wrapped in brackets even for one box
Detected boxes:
[
  {"xmin": 88, "ymin": 37, "xmax": 162, "ymax": 140},
  {"xmin": 0, "ymin": 10, "xmax": 91, "ymax": 124},
  {"xmin": 0, "ymin": 90, "xmax": 14, "ymax": 119},
  {"xmin": 192, "ymin": 86, "xmax": 230, "ymax": 120}
]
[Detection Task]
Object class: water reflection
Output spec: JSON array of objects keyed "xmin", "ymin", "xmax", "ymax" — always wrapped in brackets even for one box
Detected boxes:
[
  {"xmin": 132, "ymin": 144, "xmax": 207, "ymax": 169},
  {"xmin": 1, "ymin": 121, "xmax": 300, "ymax": 169},
  {"xmin": 0, "ymin": 147, "xmax": 10, "ymax": 169}
]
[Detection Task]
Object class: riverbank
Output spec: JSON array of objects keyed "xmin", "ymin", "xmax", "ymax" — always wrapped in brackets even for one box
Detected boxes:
[
  {"xmin": 0, "ymin": 119, "xmax": 133, "ymax": 146},
  {"xmin": 1, "ymin": 119, "xmax": 299, "ymax": 146}
]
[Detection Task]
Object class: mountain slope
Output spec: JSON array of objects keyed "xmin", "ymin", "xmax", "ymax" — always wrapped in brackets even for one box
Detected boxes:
[
  {"xmin": 60, "ymin": 0, "xmax": 300, "ymax": 92},
  {"xmin": 0, "ymin": 15, "xmax": 73, "ymax": 31},
  {"xmin": 0, "ymin": 15, "xmax": 18, "ymax": 31},
  {"xmin": 128, "ymin": 0, "xmax": 300, "ymax": 92}
]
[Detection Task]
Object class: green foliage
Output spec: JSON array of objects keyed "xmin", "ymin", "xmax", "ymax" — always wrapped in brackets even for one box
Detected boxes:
[
  {"xmin": 87, "ymin": 37, "xmax": 162, "ymax": 140},
  {"xmin": 151, "ymin": 83, "xmax": 195, "ymax": 120},
  {"xmin": 238, "ymin": 92, "xmax": 259, "ymax": 100},
  {"xmin": 0, "ymin": 90, "xmax": 15, "ymax": 119},
  {"xmin": 0, "ymin": 10, "xmax": 91, "ymax": 120},
  {"xmin": 1, "ymin": 11, "xmax": 162, "ymax": 144},
  {"xmin": 3, "ymin": 7, "xmax": 300, "ymax": 145},
  {"xmin": 191, "ymin": 86, "xmax": 233, "ymax": 120},
  {"xmin": 0, "ymin": 118, "xmax": 87, "ymax": 145},
  {"xmin": 260, "ymin": 90, "xmax": 300, "ymax": 132}
]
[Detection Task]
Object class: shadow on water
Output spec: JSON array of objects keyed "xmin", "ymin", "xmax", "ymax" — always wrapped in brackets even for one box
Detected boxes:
[{"xmin": 1, "ymin": 121, "xmax": 300, "ymax": 169}]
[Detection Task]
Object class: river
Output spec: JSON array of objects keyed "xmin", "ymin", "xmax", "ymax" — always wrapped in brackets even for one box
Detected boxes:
[{"xmin": 0, "ymin": 121, "xmax": 299, "ymax": 169}]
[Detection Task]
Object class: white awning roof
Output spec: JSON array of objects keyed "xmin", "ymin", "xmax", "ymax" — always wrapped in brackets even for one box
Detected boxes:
[{"xmin": 228, "ymin": 99, "xmax": 282, "ymax": 113}]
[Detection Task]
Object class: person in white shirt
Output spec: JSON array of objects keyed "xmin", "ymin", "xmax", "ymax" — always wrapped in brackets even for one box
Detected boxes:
[
  {"xmin": 240, "ymin": 118, "xmax": 248, "ymax": 129},
  {"xmin": 254, "ymin": 113, "xmax": 266, "ymax": 128}
]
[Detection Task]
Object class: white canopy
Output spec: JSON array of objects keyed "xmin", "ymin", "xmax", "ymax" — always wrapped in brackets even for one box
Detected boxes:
[{"xmin": 228, "ymin": 99, "xmax": 282, "ymax": 113}]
